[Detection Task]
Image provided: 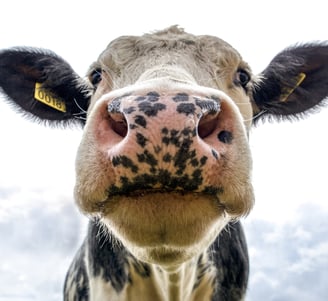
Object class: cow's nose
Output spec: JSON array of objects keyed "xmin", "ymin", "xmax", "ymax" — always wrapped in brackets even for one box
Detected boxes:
[
  {"xmin": 107, "ymin": 91, "xmax": 222, "ymax": 141},
  {"xmin": 92, "ymin": 89, "xmax": 234, "ymax": 195}
]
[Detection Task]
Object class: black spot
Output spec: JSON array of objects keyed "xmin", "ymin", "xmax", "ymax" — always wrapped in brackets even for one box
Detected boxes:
[
  {"xmin": 161, "ymin": 170, "xmax": 183, "ymax": 190},
  {"xmin": 87, "ymin": 221, "xmax": 134, "ymax": 293},
  {"xmin": 218, "ymin": 131, "xmax": 233, "ymax": 144},
  {"xmin": 182, "ymin": 127, "xmax": 196, "ymax": 137},
  {"xmin": 208, "ymin": 222, "xmax": 249, "ymax": 300},
  {"xmin": 161, "ymin": 127, "xmax": 169, "ymax": 135},
  {"xmin": 171, "ymin": 129, "xmax": 179, "ymax": 136},
  {"xmin": 154, "ymin": 145, "xmax": 162, "ymax": 153},
  {"xmin": 212, "ymin": 149, "xmax": 219, "ymax": 160},
  {"xmin": 119, "ymin": 176, "xmax": 129, "ymax": 187},
  {"xmin": 193, "ymin": 254, "xmax": 211, "ymax": 291},
  {"xmin": 108, "ymin": 98, "xmax": 121, "ymax": 113},
  {"xmin": 112, "ymin": 156, "xmax": 120, "ymax": 166},
  {"xmin": 173, "ymin": 137, "xmax": 194, "ymax": 174},
  {"xmin": 210, "ymin": 95, "xmax": 221, "ymax": 102},
  {"xmin": 107, "ymin": 184, "xmax": 122, "ymax": 196},
  {"xmin": 64, "ymin": 244, "xmax": 89, "ymax": 300},
  {"xmin": 191, "ymin": 169, "xmax": 202, "ymax": 186},
  {"xmin": 203, "ymin": 186, "xmax": 223, "ymax": 195},
  {"xmin": 146, "ymin": 91, "xmax": 160, "ymax": 102},
  {"xmin": 123, "ymin": 106, "xmax": 136, "ymax": 114},
  {"xmin": 135, "ymin": 96, "xmax": 147, "ymax": 102},
  {"xmin": 138, "ymin": 101, "xmax": 166, "ymax": 117},
  {"xmin": 112, "ymin": 155, "xmax": 138, "ymax": 173},
  {"xmin": 191, "ymin": 158, "xmax": 199, "ymax": 167},
  {"xmin": 162, "ymin": 136, "xmax": 170, "ymax": 145},
  {"xmin": 136, "ymin": 133, "xmax": 147, "ymax": 147},
  {"xmin": 173, "ymin": 93, "xmax": 189, "ymax": 102},
  {"xmin": 157, "ymin": 169, "xmax": 177, "ymax": 189},
  {"xmin": 137, "ymin": 150, "xmax": 158, "ymax": 172},
  {"xmin": 177, "ymin": 103, "xmax": 196, "ymax": 115},
  {"xmin": 162, "ymin": 129, "xmax": 181, "ymax": 147},
  {"xmin": 113, "ymin": 173, "xmax": 157, "ymax": 194},
  {"xmin": 180, "ymin": 173, "xmax": 201, "ymax": 191},
  {"xmin": 169, "ymin": 131, "xmax": 180, "ymax": 146},
  {"xmin": 200, "ymin": 156, "xmax": 208, "ymax": 166},
  {"xmin": 134, "ymin": 115, "xmax": 147, "ymax": 127},
  {"xmin": 163, "ymin": 153, "xmax": 172, "ymax": 162},
  {"xmin": 107, "ymin": 93, "xmax": 133, "ymax": 112},
  {"xmin": 195, "ymin": 97, "xmax": 220, "ymax": 114},
  {"xmin": 131, "ymin": 259, "xmax": 151, "ymax": 278}
]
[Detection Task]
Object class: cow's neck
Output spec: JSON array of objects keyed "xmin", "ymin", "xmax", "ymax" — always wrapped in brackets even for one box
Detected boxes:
[
  {"xmin": 88, "ymin": 221, "xmax": 215, "ymax": 301},
  {"xmin": 125, "ymin": 254, "xmax": 215, "ymax": 301}
]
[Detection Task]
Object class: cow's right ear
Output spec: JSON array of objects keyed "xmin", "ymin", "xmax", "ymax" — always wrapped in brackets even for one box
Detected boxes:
[{"xmin": 0, "ymin": 47, "xmax": 91, "ymax": 126}]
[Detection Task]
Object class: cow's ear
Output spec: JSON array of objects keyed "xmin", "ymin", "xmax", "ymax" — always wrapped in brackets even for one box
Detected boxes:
[
  {"xmin": 0, "ymin": 47, "xmax": 91, "ymax": 126},
  {"xmin": 252, "ymin": 43, "xmax": 328, "ymax": 122}
]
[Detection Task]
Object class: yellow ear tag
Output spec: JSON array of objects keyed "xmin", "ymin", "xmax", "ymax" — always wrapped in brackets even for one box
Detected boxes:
[
  {"xmin": 34, "ymin": 82, "xmax": 66, "ymax": 113},
  {"xmin": 281, "ymin": 72, "xmax": 306, "ymax": 102}
]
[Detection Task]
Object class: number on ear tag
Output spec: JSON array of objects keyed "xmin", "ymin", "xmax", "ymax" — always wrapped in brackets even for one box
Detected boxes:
[{"xmin": 34, "ymin": 82, "xmax": 66, "ymax": 112}]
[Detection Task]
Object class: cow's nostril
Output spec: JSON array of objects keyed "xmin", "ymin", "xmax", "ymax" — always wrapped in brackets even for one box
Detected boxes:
[
  {"xmin": 198, "ymin": 113, "xmax": 219, "ymax": 139},
  {"xmin": 108, "ymin": 113, "xmax": 128, "ymax": 137}
]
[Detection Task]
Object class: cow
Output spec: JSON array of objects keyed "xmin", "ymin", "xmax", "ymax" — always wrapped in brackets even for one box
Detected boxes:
[{"xmin": 0, "ymin": 26, "xmax": 327, "ymax": 301}]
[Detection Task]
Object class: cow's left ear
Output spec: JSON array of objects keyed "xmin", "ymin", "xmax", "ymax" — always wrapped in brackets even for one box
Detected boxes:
[
  {"xmin": 0, "ymin": 47, "xmax": 91, "ymax": 126},
  {"xmin": 252, "ymin": 42, "xmax": 328, "ymax": 122}
]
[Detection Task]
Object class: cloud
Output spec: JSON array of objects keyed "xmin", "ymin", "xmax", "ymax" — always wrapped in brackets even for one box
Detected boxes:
[
  {"xmin": 244, "ymin": 203, "xmax": 328, "ymax": 301},
  {"xmin": 0, "ymin": 187, "xmax": 87, "ymax": 301}
]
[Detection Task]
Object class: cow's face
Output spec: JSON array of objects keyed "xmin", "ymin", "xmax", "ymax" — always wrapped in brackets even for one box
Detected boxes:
[
  {"xmin": 74, "ymin": 30, "xmax": 254, "ymax": 264},
  {"xmin": 0, "ymin": 26, "xmax": 327, "ymax": 266}
]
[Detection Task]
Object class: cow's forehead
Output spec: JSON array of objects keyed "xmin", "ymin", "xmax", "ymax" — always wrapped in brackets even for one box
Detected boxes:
[
  {"xmin": 93, "ymin": 26, "xmax": 251, "ymax": 93},
  {"xmin": 97, "ymin": 27, "xmax": 245, "ymax": 71}
]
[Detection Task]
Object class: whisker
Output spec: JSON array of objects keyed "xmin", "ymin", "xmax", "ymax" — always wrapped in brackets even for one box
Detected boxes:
[
  {"xmin": 233, "ymin": 102, "xmax": 252, "ymax": 105},
  {"xmin": 96, "ymin": 220, "xmax": 111, "ymax": 249},
  {"xmin": 73, "ymin": 98, "xmax": 88, "ymax": 114},
  {"xmin": 73, "ymin": 115, "xmax": 87, "ymax": 121},
  {"xmin": 243, "ymin": 110, "xmax": 267, "ymax": 122}
]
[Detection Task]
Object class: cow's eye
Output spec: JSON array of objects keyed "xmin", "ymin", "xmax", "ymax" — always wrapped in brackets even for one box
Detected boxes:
[
  {"xmin": 90, "ymin": 68, "xmax": 102, "ymax": 86},
  {"xmin": 235, "ymin": 69, "xmax": 251, "ymax": 89}
]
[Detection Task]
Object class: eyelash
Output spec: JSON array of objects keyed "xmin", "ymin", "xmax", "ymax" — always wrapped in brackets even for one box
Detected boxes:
[
  {"xmin": 235, "ymin": 69, "xmax": 251, "ymax": 90},
  {"xmin": 90, "ymin": 68, "xmax": 102, "ymax": 87}
]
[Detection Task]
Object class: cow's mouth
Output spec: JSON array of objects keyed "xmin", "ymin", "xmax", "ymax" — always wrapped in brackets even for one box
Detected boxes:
[{"xmin": 99, "ymin": 190, "xmax": 229, "ymax": 264}]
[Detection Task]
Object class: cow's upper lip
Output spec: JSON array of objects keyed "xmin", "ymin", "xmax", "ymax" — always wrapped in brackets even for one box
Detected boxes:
[
  {"xmin": 106, "ymin": 186, "xmax": 223, "ymax": 198},
  {"xmin": 93, "ymin": 188, "xmax": 226, "ymax": 215},
  {"xmin": 109, "ymin": 188, "xmax": 194, "ymax": 197}
]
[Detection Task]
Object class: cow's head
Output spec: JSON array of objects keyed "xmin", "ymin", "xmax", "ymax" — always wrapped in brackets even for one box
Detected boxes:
[{"xmin": 0, "ymin": 26, "xmax": 327, "ymax": 266}]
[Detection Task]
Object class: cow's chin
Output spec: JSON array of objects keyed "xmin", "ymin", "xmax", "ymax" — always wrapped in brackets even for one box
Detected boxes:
[{"xmin": 100, "ymin": 192, "xmax": 230, "ymax": 266}]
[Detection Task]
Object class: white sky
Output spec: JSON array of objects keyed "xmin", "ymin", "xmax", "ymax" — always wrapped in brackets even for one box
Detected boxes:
[{"xmin": 0, "ymin": 0, "xmax": 327, "ymax": 300}]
